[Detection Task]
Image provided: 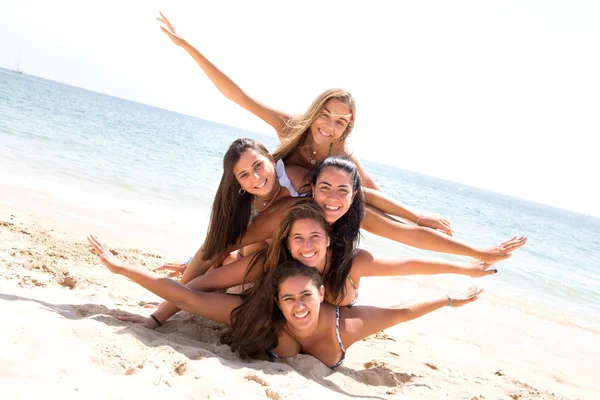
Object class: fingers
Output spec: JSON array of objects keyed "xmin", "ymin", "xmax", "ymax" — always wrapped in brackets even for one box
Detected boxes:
[
  {"xmin": 87, "ymin": 234, "xmax": 106, "ymax": 255},
  {"xmin": 155, "ymin": 263, "xmax": 185, "ymax": 272},
  {"xmin": 116, "ymin": 314, "xmax": 145, "ymax": 323}
]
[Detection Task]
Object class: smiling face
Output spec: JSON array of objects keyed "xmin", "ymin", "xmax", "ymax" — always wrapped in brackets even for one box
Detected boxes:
[
  {"xmin": 232, "ymin": 149, "xmax": 277, "ymax": 197},
  {"xmin": 286, "ymin": 218, "xmax": 329, "ymax": 271},
  {"xmin": 309, "ymin": 99, "xmax": 352, "ymax": 146},
  {"xmin": 277, "ymin": 274, "xmax": 324, "ymax": 330},
  {"xmin": 312, "ymin": 167, "xmax": 356, "ymax": 224}
]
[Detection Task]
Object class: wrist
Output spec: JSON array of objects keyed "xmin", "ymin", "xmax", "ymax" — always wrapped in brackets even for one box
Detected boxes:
[
  {"xmin": 445, "ymin": 294, "xmax": 453, "ymax": 307},
  {"xmin": 415, "ymin": 212, "xmax": 424, "ymax": 225},
  {"xmin": 150, "ymin": 314, "xmax": 162, "ymax": 329}
]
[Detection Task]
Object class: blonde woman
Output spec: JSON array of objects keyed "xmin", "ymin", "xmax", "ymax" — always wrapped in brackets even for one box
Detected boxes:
[{"xmin": 156, "ymin": 12, "xmax": 452, "ymax": 236}]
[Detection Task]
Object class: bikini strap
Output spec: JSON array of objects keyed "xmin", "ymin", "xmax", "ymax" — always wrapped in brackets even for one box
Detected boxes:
[{"xmin": 334, "ymin": 306, "xmax": 346, "ymax": 353}]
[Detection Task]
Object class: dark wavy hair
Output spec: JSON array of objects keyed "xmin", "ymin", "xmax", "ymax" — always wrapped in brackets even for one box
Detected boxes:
[
  {"xmin": 311, "ymin": 156, "xmax": 364, "ymax": 304},
  {"xmin": 202, "ymin": 138, "xmax": 275, "ymax": 260},
  {"xmin": 220, "ymin": 260, "xmax": 323, "ymax": 360}
]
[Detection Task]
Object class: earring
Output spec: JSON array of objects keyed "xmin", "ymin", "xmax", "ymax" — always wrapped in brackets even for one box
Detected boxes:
[{"xmin": 239, "ymin": 188, "xmax": 246, "ymax": 196}]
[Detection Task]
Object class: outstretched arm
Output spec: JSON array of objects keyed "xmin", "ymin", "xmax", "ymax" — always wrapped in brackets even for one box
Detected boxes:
[
  {"xmin": 362, "ymin": 189, "xmax": 453, "ymax": 235},
  {"xmin": 147, "ymin": 253, "xmax": 257, "ymax": 326},
  {"xmin": 342, "ymin": 288, "xmax": 482, "ymax": 347},
  {"xmin": 361, "ymin": 206, "xmax": 527, "ymax": 263},
  {"xmin": 87, "ymin": 235, "xmax": 241, "ymax": 326},
  {"xmin": 352, "ymin": 249, "xmax": 499, "ymax": 278},
  {"xmin": 157, "ymin": 12, "xmax": 290, "ymax": 136}
]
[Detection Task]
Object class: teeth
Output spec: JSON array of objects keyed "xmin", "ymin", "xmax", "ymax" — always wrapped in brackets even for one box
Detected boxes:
[
  {"xmin": 294, "ymin": 311, "xmax": 309, "ymax": 318},
  {"xmin": 301, "ymin": 251, "xmax": 316, "ymax": 258},
  {"xmin": 255, "ymin": 180, "xmax": 266, "ymax": 188},
  {"xmin": 318, "ymin": 128, "xmax": 332, "ymax": 137},
  {"xmin": 324, "ymin": 205, "xmax": 340, "ymax": 211}
]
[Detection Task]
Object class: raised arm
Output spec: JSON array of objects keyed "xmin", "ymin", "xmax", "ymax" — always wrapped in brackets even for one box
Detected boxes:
[
  {"xmin": 342, "ymin": 288, "xmax": 482, "ymax": 347},
  {"xmin": 87, "ymin": 235, "xmax": 241, "ymax": 326},
  {"xmin": 348, "ymin": 152, "xmax": 381, "ymax": 190},
  {"xmin": 362, "ymin": 188, "xmax": 453, "ymax": 235},
  {"xmin": 361, "ymin": 206, "xmax": 527, "ymax": 263},
  {"xmin": 157, "ymin": 12, "xmax": 290, "ymax": 136},
  {"xmin": 351, "ymin": 249, "xmax": 498, "ymax": 278}
]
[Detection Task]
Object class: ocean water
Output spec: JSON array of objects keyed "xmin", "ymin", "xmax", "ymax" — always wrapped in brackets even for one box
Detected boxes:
[{"xmin": 1, "ymin": 68, "xmax": 599, "ymax": 332}]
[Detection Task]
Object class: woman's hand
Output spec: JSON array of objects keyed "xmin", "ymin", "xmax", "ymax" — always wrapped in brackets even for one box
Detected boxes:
[
  {"xmin": 475, "ymin": 236, "xmax": 528, "ymax": 263},
  {"xmin": 418, "ymin": 213, "xmax": 453, "ymax": 236},
  {"xmin": 116, "ymin": 313, "xmax": 161, "ymax": 329},
  {"xmin": 155, "ymin": 262, "xmax": 188, "ymax": 278},
  {"xmin": 448, "ymin": 286, "xmax": 483, "ymax": 307},
  {"xmin": 461, "ymin": 260, "xmax": 498, "ymax": 277},
  {"xmin": 87, "ymin": 235, "xmax": 126, "ymax": 274},
  {"xmin": 156, "ymin": 11, "xmax": 187, "ymax": 47}
]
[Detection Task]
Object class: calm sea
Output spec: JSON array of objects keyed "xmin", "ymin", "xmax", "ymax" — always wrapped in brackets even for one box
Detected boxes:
[{"xmin": 1, "ymin": 68, "xmax": 598, "ymax": 332}]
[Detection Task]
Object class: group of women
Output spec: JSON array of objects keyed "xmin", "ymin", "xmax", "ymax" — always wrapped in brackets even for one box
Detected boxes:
[{"xmin": 88, "ymin": 13, "xmax": 527, "ymax": 369}]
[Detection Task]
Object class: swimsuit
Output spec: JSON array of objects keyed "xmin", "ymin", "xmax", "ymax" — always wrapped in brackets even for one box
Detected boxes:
[
  {"xmin": 329, "ymin": 306, "xmax": 347, "ymax": 369},
  {"xmin": 269, "ymin": 306, "xmax": 347, "ymax": 369},
  {"xmin": 346, "ymin": 276, "xmax": 359, "ymax": 308},
  {"xmin": 275, "ymin": 159, "xmax": 302, "ymax": 197},
  {"xmin": 250, "ymin": 159, "xmax": 304, "ymax": 222}
]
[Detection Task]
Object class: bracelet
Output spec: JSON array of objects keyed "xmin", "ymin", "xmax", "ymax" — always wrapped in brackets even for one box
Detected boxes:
[
  {"xmin": 150, "ymin": 315, "xmax": 162, "ymax": 327},
  {"xmin": 446, "ymin": 294, "xmax": 453, "ymax": 307},
  {"xmin": 416, "ymin": 212, "xmax": 424, "ymax": 226}
]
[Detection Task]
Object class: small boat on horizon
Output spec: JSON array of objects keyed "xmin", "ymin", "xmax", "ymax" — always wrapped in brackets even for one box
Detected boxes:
[{"xmin": 14, "ymin": 53, "xmax": 24, "ymax": 74}]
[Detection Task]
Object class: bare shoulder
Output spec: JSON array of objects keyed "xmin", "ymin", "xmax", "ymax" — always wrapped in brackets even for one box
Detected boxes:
[
  {"xmin": 352, "ymin": 249, "xmax": 374, "ymax": 265},
  {"xmin": 284, "ymin": 164, "xmax": 311, "ymax": 190},
  {"xmin": 272, "ymin": 329, "xmax": 301, "ymax": 357}
]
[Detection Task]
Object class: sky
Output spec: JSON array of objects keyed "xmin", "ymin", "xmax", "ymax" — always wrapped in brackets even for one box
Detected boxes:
[{"xmin": 1, "ymin": 0, "xmax": 599, "ymax": 216}]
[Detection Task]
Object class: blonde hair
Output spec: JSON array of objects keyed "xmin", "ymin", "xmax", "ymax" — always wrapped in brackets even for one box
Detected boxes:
[{"xmin": 272, "ymin": 89, "xmax": 356, "ymax": 162}]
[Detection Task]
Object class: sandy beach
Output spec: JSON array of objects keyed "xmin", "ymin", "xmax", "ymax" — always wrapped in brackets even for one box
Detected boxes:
[{"xmin": 1, "ymin": 200, "xmax": 598, "ymax": 400}]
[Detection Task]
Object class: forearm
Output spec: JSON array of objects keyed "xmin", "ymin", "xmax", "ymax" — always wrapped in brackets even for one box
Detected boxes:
[
  {"xmin": 151, "ymin": 268, "xmax": 242, "ymax": 324},
  {"xmin": 363, "ymin": 188, "xmax": 419, "ymax": 223},
  {"xmin": 363, "ymin": 209, "xmax": 479, "ymax": 257},
  {"xmin": 393, "ymin": 257, "xmax": 473, "ymax": 276},
  {"xmin": 117, "ymin": 265, "xmax": 196, "ymax": 312},
  {"xmin": 179, "ymin": 245, "xmax": 221, "ymax": 284},
  {"xmin": 179, "ymin": 41, "xmax": 244, "ymax": 101},
  {"xmin": 350, "ymin": 296, "xmax": 450, "ymax": 343},
  {"xmin": 391, "ymin": 296, "xmax": 450, "ymax": 324}
]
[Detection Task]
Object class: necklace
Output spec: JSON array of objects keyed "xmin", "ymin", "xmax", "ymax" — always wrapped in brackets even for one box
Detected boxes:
[
  {"xmin": 306, "ymin": 142, "xmax": 333, "ymax": 165},
  {"xmin": 254, "ymin": 182, "xmax": 282, "ymax": 212},
  {"xmin": 307, "ymin": 147, "xmax": 318, "ymax": 165}
]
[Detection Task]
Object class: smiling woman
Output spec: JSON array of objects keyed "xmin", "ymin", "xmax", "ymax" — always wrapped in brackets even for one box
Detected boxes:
[
  {"xmin": 124, "ymin": 200, "xmax": 506, "ymax": 329},
  {"xmin": 88, "ymin": 235, "xmax": 483, "ymax": 368}
]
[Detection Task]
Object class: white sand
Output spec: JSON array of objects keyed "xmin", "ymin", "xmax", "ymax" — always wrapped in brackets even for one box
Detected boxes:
[{"xmin": 1, "ymin": 201, "xmax": 598, "ymax": 399}]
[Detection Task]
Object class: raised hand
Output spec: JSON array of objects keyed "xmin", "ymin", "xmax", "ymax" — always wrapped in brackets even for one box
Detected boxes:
[
  {"xmin": 87, "ymin": 235, "xmax": 127, "ymax": 274},
  {"xmin": 476, "ymin": 236, "xmax": 528, "ymax": 263},
  {"xmin": 419, "ymin": 213, "xmax": 453, "ymax": 236},
  {"xmin": 156, "ymin": 11, "xmax": 186, "ymax": 46},
  {"xmin": 448, "ymin": 286, "xmax": 483, "ymax": 307}
]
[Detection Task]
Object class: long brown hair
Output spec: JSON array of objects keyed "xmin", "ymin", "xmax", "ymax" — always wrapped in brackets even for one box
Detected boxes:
[
  {"xmin": 202, "ymin": 138, "xmax": 275, "ymax": 260},
  {"xmin": 220, "ymin": 260, "xmax": 323, "ymax": 360},
  {"xmin": 272, "ymin": 89, "xmax": 356, "ymax": 162}
]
